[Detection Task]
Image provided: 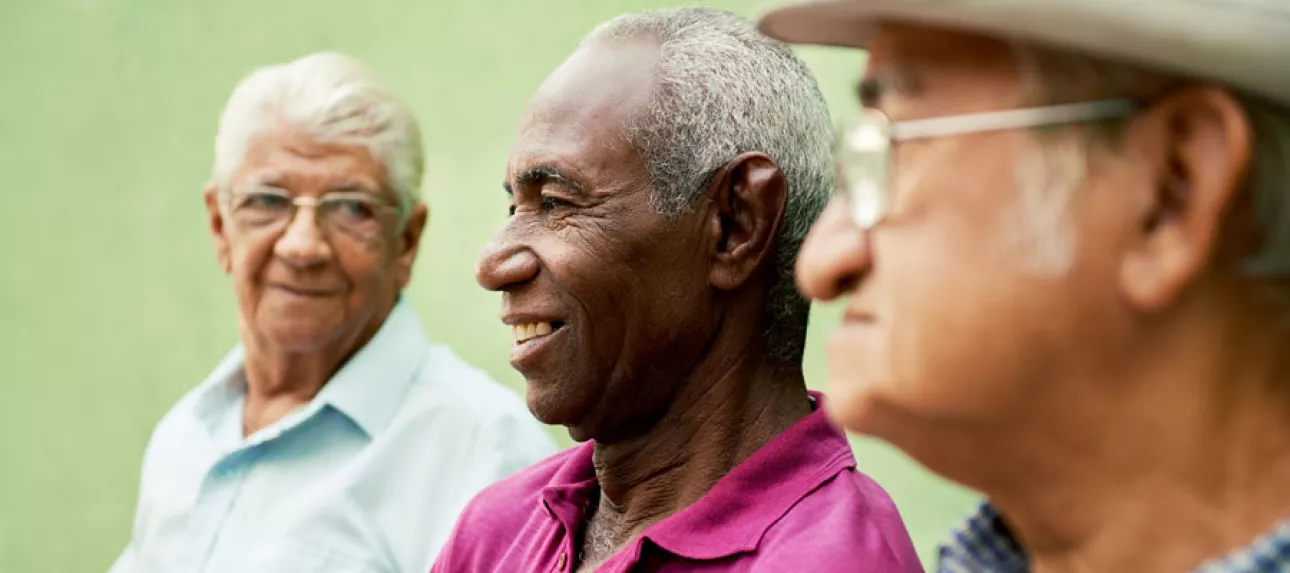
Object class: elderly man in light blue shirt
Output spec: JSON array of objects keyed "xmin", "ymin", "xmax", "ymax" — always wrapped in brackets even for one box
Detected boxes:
[{"xmin": 109, "ymin": 52, "xmax": 556, "ymax": 573}]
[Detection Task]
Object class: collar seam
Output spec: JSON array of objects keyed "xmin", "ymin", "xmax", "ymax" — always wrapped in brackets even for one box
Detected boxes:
[{"xmin": 738, "ymin": 447, "xmax": 855, "ymax": 550}]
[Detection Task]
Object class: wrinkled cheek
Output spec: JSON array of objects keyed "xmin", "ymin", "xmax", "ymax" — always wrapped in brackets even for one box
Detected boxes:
[
  {"xmin": 343, "ymin": 269, "xmax": 380, "ymax": 312},
  {"xmin": 334, "ymin": 250, "xmax": 387, "ymax": 308},
  {"xmin": 228, "ymin": 242, "xmax": 266, "ymax": 308}
]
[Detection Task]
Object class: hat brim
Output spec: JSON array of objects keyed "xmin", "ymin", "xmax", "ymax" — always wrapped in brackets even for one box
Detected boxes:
[
  {"xmin": 760, "ymin": 0, "xmax": 952, "ymax": 50},
  {"xmin": 756, "ymin": 0, "xmax": 1290, "ymax": 107}
]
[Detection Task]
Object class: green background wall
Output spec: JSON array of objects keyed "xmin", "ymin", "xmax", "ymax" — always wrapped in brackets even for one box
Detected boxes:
[{"xmin": 0, "ymin": 0, "xmax": 976, "ymax": 570}]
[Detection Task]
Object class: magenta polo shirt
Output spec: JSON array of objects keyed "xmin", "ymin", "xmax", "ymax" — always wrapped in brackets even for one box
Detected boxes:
[{"xmin": 431, "ymin": 393, "xmax": 923, "ymax": 573}]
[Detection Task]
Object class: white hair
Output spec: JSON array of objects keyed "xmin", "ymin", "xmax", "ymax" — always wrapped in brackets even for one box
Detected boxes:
[
  {"xmin": 1009, "ymin": 44, "xmax": 1290, "ymax": 299},
  {"xmin": 211, "ymin": 52, "xmax": 424, "ymax": 220},
  {"xmin": 1005, "ymin": 136, "xmax": 1084, "ymax": 274},
  {"xmin": 582, "ymin": 7, "xmax": 835, "ymax": 364}
]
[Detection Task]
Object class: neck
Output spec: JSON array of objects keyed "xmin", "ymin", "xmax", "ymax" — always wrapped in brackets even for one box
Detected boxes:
[
  {"xmin": 925, "ymin": 297, "xmax": 1290, "ymax": 573},
  {"xmin": 588, "ymin": 344, "xmax": 811, "ymax": 547},
  {"xmin": 237, "ymin": 308, "xmax": 387, "ymax": 437}
]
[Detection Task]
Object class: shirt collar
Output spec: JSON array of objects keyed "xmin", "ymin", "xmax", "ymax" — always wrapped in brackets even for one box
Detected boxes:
[
  {"xmin": 539, "ymin": 442, "xmax": 599, "ymax": 531},
  {"xmin": 940, "ymin": 503, "xmax": 1290, "ymax": 573},
  {"xmin": 640, "ymin": 392, "xmax": 855, "ymax": 560},
  {"xmin": 537, "ymin": 392, "xmax": 854, "ymax": 562},
  {"xmin": 313, "ymin": 299, "xmax": 427, "ymax": 438},
  {"xmin": 191, "ymin": 298, "xmax": 429, "ymax": 441}
]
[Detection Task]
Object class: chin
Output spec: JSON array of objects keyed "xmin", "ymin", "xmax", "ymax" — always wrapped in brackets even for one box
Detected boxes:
[
  {"xmin": 523, "ymin": 377, "xmax": 601, "ymax": 442},
  {"xmin": 825, "ymin": 378, "xmax": 887, "ymax": 435},
  {"xmin": 825, "ymin": 365, "xmax": 937, "ymax": 437},
  {"xmin": 524, "ymin": 379, "xmax": 577, "ymax": 422},
  {"xmin": 260, "ymin": 323, "xmax": 343, "ymax": 353}
]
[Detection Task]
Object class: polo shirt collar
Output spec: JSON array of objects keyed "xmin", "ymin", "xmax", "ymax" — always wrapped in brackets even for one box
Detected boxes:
[
  {"xmin": 539, "ymin": 391, "xmax": 856, "ymax": 562},
  {"xmin": 642, "ymin": 392, "xmax": 854, "ymax": 560},
  {"xmin": 539, "ymin": 442, "xmax": 599, "ymax": 531}
]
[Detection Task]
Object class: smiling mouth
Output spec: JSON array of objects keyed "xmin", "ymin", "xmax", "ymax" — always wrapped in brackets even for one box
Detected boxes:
[
  {"xmin": 512, "ymin": 321, "xmax": 565, "ymax": 344},
  {"xmin": 274, "ymin": 284, "xmax": 340, "ymax": 297}
]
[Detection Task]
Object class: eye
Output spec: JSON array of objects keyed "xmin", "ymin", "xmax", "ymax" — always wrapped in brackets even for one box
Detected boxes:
[
  {"xmin": 540, "ymin": 196, "xmax": 573, "ymax": 211},
  {"xmin": 325, "ymin": 197, "xmax": 379, "ymax": 223},
  {"xmin": 239, "ymin": 191, "xmax": 290, "ymax": 211}
]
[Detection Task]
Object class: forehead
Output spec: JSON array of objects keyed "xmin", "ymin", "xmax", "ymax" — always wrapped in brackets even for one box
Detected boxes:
[
  {"xmin": 863, "ymin": 24, "xmax": 1025, "ymax": 115},
  {"xmin": 507, "ymin": 40, "xmax": 659, "ymax": 183},
  {"xmin": 236, "ymin": 129, "xmax": 385, "ymax": 191}
]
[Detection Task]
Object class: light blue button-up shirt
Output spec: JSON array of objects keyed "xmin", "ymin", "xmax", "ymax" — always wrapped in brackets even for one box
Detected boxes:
[{"xmin": 109, "ymin": 300, "xmax": 557, "ymax": 573}]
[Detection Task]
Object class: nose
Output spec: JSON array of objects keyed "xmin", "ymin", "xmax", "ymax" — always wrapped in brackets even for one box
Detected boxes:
[
  {"xmin": 475, "ymin": 228, "xmax": 539, "ymax": 292},
  {"xmin": 273, "ymin": 206, "xmax": 333, "ymax": 267},
  {"xmin": 796, "ymin": 199, "xmax": 873, "ymax": 302}
]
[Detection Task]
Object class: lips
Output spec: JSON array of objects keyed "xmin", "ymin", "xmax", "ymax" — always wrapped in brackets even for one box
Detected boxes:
[
  {"xmin": 271, "ymin": 284, "xmax": 341, "ymax": 297},
  {"xmin": 840, "ymin": 299, "xmax": 877, "ymax": 325},
  {"xmin": 501, "ymin": 311, "xmax": 569, "ymax": 370},
  {"xmin": 842, "ymin": 310, "xmax": 876, "ymax": 324}
]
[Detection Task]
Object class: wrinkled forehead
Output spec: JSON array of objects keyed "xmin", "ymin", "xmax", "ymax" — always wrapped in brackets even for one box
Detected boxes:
[
  {"xmin": 234, "ymin": 129, "xmax": 387, "ymax": 194},
  {"xmin": 507, "ymin": 40, "xmax": 659, "ymax": 178},
  {"xmin": 861, "ymin": 24, "xmax": 1028, "ymax": 117}
]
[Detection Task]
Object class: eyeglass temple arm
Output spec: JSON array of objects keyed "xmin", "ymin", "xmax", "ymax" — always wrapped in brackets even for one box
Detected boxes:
[{"xmin": 889, "ymin": 99, "xmax": 1137, "ymax": 142}]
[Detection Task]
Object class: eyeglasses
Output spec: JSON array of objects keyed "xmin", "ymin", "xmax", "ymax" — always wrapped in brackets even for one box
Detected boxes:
[
  {"xmin": 835, "ymin": 99, "xmax": 1137, "ymax": 229},
  {"xmin": 227, "ymin": 188, "xmax": 399, "ymax": 240}
]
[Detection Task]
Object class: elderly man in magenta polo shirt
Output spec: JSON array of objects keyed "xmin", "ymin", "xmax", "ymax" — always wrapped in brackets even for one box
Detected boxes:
[
  {"xmin": 431, "ymin": 8, "xmax": 920, "ymax": 573},
  {"xmin": 109, "ymin": 53, "xmax": 555, "ymax": 573},
  {"xmin": 759, "ymin": 0, "xmax": 1290, "ymax": 572}
]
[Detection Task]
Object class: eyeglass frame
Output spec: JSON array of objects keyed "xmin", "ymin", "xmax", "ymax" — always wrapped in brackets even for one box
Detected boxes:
[
  {"xmin": 834, "ymin": 98, "xmax": 1138, "ymax": 229},
  {"xmin": 223, "ymin": 187, "xmax": 402, "ymax": 240}
]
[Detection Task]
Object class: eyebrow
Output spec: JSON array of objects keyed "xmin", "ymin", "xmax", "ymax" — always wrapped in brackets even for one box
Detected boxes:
[
  {"xmin": 243, "ymin": 173, "xmax": 285, "ymax": 189},
  {"xmin": 327, "ymin": 181, "xmax": 379, "ymax": 194},
  {"xmin": 503, "ymin": 164, "xmax": 585, "ymax": 196}
]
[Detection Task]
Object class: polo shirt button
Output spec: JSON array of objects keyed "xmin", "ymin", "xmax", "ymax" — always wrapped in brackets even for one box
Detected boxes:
[{"xmin": 557, "ymin": 552, "xmax": 567, "ymax": 571}]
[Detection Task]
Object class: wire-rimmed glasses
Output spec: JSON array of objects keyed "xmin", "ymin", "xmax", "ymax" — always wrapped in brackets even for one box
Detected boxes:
[
  {"xmin": 835, "ymin": 99, "xmax": 1137, "ymax": 228},
  {"xmin": 227, "ymin": 188, "xmax": 400, "ymax": 240}
]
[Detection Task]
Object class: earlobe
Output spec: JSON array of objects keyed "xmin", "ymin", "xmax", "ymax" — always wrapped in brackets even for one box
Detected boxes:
[
  {"xmin": 203, "ymin": 185, "xmax": 232, "ymax": 274},
  {"xmin": 1118, "ymin": 86, "xmax": 1252, "ymax": 311}
]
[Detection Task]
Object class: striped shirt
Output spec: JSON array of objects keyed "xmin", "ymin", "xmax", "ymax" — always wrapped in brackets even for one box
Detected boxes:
[{"xmin": 939, "ymin": 503, "xmax": 1290, "ymax": 573}]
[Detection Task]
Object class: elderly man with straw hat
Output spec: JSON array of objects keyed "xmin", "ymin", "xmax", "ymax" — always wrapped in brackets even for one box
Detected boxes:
[{"xmin": 757, "ymin": 1, "xmax": 1290, "ymax": 572}]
